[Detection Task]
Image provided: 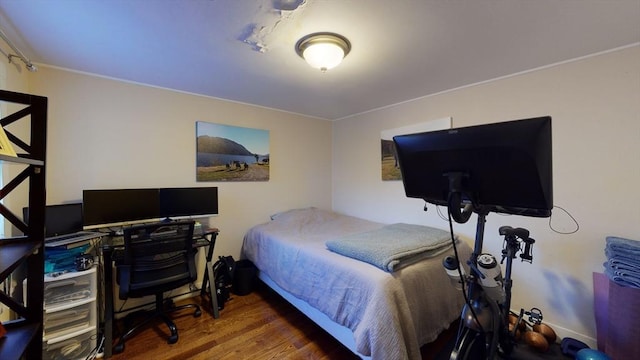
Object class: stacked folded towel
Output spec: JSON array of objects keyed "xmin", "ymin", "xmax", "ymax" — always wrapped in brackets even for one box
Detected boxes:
[{"xmin": 604, "ymin": 236, "xmax": 640, "ymax": 289}]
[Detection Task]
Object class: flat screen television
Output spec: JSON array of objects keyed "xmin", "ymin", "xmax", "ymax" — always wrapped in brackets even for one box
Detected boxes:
[
  {"xmin": 159, "ymin": 187, "xmax": 218, "ymax": 220},
  {"xmin": 393, "ymin": 116, "xmax": 552, "ymax": 219},
  {"xmin": 23, "ymin": 203, "xmax": 84, "ymax": 237},
  {"xmin": 83, "ymin": 188, "xmax": 161, "ymax": 229}
]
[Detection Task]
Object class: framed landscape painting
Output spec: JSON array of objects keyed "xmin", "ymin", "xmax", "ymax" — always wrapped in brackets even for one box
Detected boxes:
[{"xmin": 196, "ymin": 122, "xmax": 270, "ymax": 182}]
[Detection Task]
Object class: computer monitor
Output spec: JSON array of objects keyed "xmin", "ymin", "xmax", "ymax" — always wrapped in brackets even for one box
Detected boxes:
[
  {"xmin": 23, "ymin": 203, "xmax": 84, "ymax": 237},
  {"xmin": 393, "ymin": 116, "xmax": 552, "ymax": 219},
  {"xmin": 82, "ymin": 188, "xmax": 161, "ymax": 229},
  {"xmin": 159, "ymin": 187, "xmax": 218, "ymax": 220}
]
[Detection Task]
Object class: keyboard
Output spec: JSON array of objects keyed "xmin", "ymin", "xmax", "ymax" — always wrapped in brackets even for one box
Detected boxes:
[{"xmin": 45, "ymin": 231, "xmax": 104, "ymax": 247}]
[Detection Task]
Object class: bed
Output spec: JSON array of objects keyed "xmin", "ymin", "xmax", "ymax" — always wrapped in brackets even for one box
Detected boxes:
[{"xmin": 241, "ymin": 207, "xmax": 472, "ymax": 360}]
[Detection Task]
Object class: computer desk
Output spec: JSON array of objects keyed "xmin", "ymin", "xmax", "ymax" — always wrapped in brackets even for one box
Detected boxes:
[{"xmin": 101, "ymin": 228, "xmax": 219, "ymax": 359}]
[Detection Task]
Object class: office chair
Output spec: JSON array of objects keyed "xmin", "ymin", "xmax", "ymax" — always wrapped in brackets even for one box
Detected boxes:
[{"xmin": 113, "ymin": 221, "xmax": 201, "ymax": 354}]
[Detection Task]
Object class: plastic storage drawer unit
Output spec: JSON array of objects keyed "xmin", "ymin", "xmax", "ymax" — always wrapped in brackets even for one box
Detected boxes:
[
  {"xmin": 44, "ymin": 298, "xmax": 97, "ymax": 340},
  {"xmin": 43, "ymin": 267, "xmax": 97, "ymax": 307},
  {"xmin": 24, "ymin": 267, "xmax": 99, "ymax": 359},
  {"xmin": 43, "ymin": 327, "xmax": 97, "ymax": 360}
]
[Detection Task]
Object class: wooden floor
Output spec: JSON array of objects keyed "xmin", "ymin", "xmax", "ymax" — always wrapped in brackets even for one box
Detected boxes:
[{"xmin": 109, "ymin": 282, "xmax": 456, "ymax": 360}]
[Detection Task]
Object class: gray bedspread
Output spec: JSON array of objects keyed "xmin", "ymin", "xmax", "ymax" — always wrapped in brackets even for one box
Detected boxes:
[
  {"xmin": 326, "ymin": 222, "xmax": 453, "ymax": 272},
  {"xmin": 242, "ymin": 207, "xmax": 472, "ymax": 360}
]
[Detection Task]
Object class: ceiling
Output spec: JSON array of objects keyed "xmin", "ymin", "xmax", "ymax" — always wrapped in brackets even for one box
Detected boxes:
[{"xmin": 0, "ymin": 0, "xmax": 638, "ymax": 120}]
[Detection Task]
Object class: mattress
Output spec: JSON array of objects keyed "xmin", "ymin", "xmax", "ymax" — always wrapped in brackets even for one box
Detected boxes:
[{"xmin": 241, "ymin": 207, "xmax": 471, "ymax": 360}]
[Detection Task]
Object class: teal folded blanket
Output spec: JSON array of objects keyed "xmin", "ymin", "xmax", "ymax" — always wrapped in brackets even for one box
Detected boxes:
[{"xmin": 326, "ymin": 223, "xmax": 453, "ymax": 272}]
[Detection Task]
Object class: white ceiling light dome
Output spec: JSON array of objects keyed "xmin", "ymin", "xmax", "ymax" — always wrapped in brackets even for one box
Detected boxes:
[{"xmin": 295, "ymin": 32, "xmax": 351, "ymax": 72}]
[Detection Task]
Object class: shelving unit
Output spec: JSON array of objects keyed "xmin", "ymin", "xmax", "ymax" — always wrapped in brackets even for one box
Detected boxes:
[
  {"xmin": 41, "ymin": 267, "xmax": 97, "ymax": 359},
  {"xmin": 0, "ymin": 89, "xmax": 47, "ymax": 359}
]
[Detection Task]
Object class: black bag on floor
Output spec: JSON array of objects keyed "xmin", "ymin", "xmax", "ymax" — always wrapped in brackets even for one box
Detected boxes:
[{"xmin": 213, "ymin": 255, "xmax": 235, "ymax": 309}]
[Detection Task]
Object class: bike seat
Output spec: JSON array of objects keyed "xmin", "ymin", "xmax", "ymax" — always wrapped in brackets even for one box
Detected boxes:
[{"xmin": 499, "ymin": 226, "xmax": 530, "ymax": 240}]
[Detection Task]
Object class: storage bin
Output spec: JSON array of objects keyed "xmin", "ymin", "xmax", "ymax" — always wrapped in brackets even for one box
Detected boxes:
[
  {"xmin": 593, "ymin": 272, "xmax": 640, "ymax": 359},
  {"xmin": 43, "ymin": 267, "xmax": 97, "ymax": 307},
  {"xmin": 23, "ymin": 267, "xmax": 98, "ymax": 307},
  {"xmin": 43, "ymin": 327, "xmax": 97, "ymax": 360},
  {"xmin": 44, "ymin": 298, "xmax": 97, "ymax": 340},
  {"xmin": 233, "ymin": 259, "xmax": 257, "ymax": 295}
]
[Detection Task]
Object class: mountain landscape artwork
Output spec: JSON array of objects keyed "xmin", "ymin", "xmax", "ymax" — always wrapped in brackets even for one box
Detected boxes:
[{"xmin": 196, "ymin": 121, "xmax": 270, "ymax": 182}]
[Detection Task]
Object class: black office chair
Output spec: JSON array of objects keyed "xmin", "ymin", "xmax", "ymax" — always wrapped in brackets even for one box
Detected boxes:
[{"xmin": 113, "ymin": 221, "xmax": 202, "ymax": 354}]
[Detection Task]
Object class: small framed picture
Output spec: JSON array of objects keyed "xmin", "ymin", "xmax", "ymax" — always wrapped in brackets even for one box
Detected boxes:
[{"xmin": 0, "ymin": 126, "xmax": 17, "ymax": 157}]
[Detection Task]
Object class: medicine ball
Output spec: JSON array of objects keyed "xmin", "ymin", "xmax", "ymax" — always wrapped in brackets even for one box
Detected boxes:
[
  {"xmin": 533, "ymin": 323, "xmax": 557, "ymax": 343},
  {"xmin": 523, "ymin": 331, "xmax": 549, "ymax": 353}
]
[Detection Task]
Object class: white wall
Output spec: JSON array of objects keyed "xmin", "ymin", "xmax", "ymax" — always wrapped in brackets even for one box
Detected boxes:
[
  {"xmin": 24, "ymin": 67, "xmax": 333, "ymax": 261},
  {"xmin": 332, "ymin": 45, "xmax": 640, "ymax": 346}
]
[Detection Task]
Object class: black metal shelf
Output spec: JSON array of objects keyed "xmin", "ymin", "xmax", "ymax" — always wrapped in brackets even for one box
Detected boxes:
[
  {"xmin": 0, "ymin": 239, "xmax": 40, "ymax": 282},
  {"xmin": 0, "ymin": 154, "xmax": 44, "ymax": 166},
  {"xmin": 0, "ymin": 89, "xmax": 47, "ymax": 360},
  {"xmin": 0, "ymin": 322, "xmax": 40, "ymax": 360}
]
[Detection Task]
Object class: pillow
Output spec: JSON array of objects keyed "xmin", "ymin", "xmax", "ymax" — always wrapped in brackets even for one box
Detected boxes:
[
  {"xmin": 270, "ymin": 207, "xmax": 317, "ymax": 220},
  {"xmin": 269, "ymin": 207, "xmax": 341, "ymax": 224}
]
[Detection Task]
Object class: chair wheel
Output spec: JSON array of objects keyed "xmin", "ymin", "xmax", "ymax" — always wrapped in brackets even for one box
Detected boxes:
[
  {"xmin": 194, "ymin": 309, "xmax": 202, "ymax": 317},
  {"xmin": 114, "ymin": 342, "xmax": 125, "ymax": 354},
  {"xmin": 168, "ymin": 334, "xmax": 178, "ymax": 344}
]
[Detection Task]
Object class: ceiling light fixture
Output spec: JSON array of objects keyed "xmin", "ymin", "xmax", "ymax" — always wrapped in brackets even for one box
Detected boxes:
[{"xmin": 295, "ymin": 32, "xmax": 351, "ymax": 72}]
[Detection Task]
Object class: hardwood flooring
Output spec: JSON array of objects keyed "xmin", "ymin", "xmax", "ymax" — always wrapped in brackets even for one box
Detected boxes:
[{"xmin": 109, "ymin": 282, "xmax": 455, "ymax": 360}]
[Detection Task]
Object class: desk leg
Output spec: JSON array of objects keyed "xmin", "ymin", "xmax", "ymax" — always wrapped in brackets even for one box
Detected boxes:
[
  {"xmin": 206, "ymin": 258, "xmax": 219, "ymax": 318},
  {"xmin": 102, "ymin": 246, "xmax": 114, "ymax": 358},
  {"xmin": 200, "ymin": 232, "xmax": 219, "ymax": 318}
]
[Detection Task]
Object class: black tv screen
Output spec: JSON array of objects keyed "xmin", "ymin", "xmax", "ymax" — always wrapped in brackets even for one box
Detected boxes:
[
  {"xmin": 393, "ymin": 116, "xmax": 552, "ymax": 218},
  {"xmin": 159, "ymin": 187, "xmax": 218, "ymax": 219},
  {"xmin": 83, "ymin": 188, "xmax": 161, "ymax": 229},
  {"xmin": 23, "ymin": 203, "xmax": 84, "ymax": 237}
]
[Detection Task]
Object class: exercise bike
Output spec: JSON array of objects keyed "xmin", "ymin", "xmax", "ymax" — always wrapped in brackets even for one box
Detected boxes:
[
  {"xmin": 444, "ymin": 203, "xmax": 539, "ymax": 360},
  {"xmin": 391, "ymin": 116, "xmax": 554, "ymax": 359}
]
